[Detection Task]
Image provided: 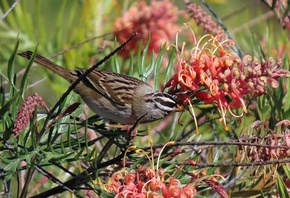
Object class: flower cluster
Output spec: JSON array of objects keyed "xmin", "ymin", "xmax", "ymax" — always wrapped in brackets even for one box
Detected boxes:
[
  {"xmin": 164, "ymin": 35, "xmax": 290, "ymax": 128},
  {"xmin": 105, "ymin": 165, "xmax": 229, "ymax": 198},
  {"xmin": 185, "ymin": 1, "xmax": 229, "ymax": 46},
  {"xmin": 104, "ymin": 142, "xmax": 228, "ymax": 197},
  {"xmin": 244, "ymin": 120, "xmax": 290, "ymax": 162},
  {"xmin": 114, "ymin": 0, "xmax": 179, "ymax": 58},
  {"xmin": 13, "ymin": 93, "xmax": 46, "ymax": 136}
]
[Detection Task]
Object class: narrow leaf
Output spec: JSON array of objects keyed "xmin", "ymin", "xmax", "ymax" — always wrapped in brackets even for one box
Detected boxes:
[
  {"xmin": 276, "ymin": 172, "xmax": 290, "ymax": 198},
  {"xmin": 7, "ymin": 39, "xmax": 19, "ymax": 85},
  {"xmin": 20, "ymin": 46, "xmax": 38, "ymax": 97}
]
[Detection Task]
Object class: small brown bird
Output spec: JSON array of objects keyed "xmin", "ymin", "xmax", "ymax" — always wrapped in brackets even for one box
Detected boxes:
[{"xmin": 18, "ymin": 51, "xmax": 182, "ymax": 125}]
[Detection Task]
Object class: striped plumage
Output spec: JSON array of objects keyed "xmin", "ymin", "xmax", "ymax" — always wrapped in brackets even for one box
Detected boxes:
[{"xmin": 18, "ymin": 51, "xmax": 181, "ymax": 125}]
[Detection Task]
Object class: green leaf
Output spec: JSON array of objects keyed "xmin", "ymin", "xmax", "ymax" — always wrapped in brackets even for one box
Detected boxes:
[
  {"xmin": 19, "ymin": 46, "xmax": 38, "ymax": 97},
  {"xmin": 136, "ymin": 39, "xmax": 144, "ymax": 79},
  {"xmin": 4, "ymin": 158, "xmax": 22, "ymax": 173},
  {"xmin": 0, "ymin": 91, "xmax": 20, "ymax": 120},
  {"xmin": 283, "ymin": 2, "xmax": 290, "ymax": 18},
  {"xmin": 276, "ymin": 172, "xmax": 290, "ymax": 198},
  {"xmin": 111, "ymin": 52, "xmax": 120, "ymax": 73},
  {"xmin": 0, "ymin": 79, "xmax": 5, "ymax": 107},
  {"xmin": 7, "ymin": 39, "xmax": 19, "ymax": 86},
  {"xmin": 128, "ymin": 55, "xmax": 134, "ymax": 76},
  {"xmin": 283, "ymin": 164, "xmax": 290, "ymax": 179},
  {"xmin": 140, "ymin": 35, "xmax": 150, "ymax": 79},
  {"xmin": 165, "ymin": 47, "xmax": 175, "ymax": 83},
  {"xmin": 84, "ymin": 147, "xmax": 96, "ymax": 161},
  {"xmin": 154, "ymin": 44, "xmax": 166, "ymax": 90}
]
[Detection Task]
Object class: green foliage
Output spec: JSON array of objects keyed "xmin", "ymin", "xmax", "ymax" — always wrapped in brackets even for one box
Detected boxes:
[
  {"xmin": 0, "ymin": 0, "xmax": 290, "ymax": 197},
  {"xmin": 277, "ymin": 172, "xmax": 290, "ymax": 198}
]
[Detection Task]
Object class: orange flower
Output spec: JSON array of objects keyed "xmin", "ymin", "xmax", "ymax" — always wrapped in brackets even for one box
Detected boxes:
[{"xmin": 165, "ymin": 33, "xmax": 290, "ymax": 128}]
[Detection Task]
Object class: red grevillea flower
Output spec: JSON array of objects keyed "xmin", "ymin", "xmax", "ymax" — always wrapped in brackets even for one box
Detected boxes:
[
  {"xmin": 114, "ymin": 0, "xmax": 179, "ymax": 58},
  {"xmin": 164, "ymin": 34, "xmax": 290, "ymax": 129},
  {"xmin": 103, "ymin": 142, "xmax": 227, "ymax": 197},
  {"xmin": 105, "ymin": 165, "xmax": 198, "ymax": 197},
  {"xmin": 13, "ymin": 93, "xmax": 46, "ymax": 136}
]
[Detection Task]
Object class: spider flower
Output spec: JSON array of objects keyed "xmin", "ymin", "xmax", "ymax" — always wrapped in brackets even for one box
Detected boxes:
[
  {"xmin": 165, "ymin": 35, "xmax": 290, "ymax": 128},
  {"xmin": 114, "ymin": 0, "xmax": 178, "ymax": 58},
  {"xmin": 103, "ymin": 142, "xmax": 226, "ymax": 197}
]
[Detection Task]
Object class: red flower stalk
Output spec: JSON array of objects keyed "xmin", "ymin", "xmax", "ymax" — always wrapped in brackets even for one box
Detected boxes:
[
  {"xmin": 13, "ymin": 93, "xmax": 46, "ymax": 136},
  {"xmin": 265, "ymin": 0, "xmax": 290, "ymax": 31},
  {"xmin": 164, "ymin": 34, "xmax": 290, "ymax": 128},
  {"xmin": 185, "ymin": 0, "xmax": 229, "ymax": 47},
  {"xmin": 114, "ymin": 0, "xmax": 179, "ymax": 58},
  {"xmin": 204, "ymin": 179, "xmax": 228, "ymax": 198}
]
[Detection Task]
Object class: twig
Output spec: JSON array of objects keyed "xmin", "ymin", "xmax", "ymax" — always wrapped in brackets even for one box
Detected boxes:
[
  {"xmin": 171, "ymin": 158, "xmax": 290, "ymax": 167},
  {"xmin": 232, "ymin": 11, "xmax": 274, "ymax": 34},
  {"xmin": 30, "ymin": 151, "xmax": 124, "ymax": 198},
  {"xmin": 0, "ymin": 0, "xmax": 20, "ymax": 23},
  {"xmin": 33, "ymin": 166, "xmax": 81, "ymax": 198},
  {"xmin": 212, "ymin": 167, "xmax": 251, "ymax": 198},
  {"xmin": 142, "ymin": 140, "xmax": 290, "ymax": 150}
]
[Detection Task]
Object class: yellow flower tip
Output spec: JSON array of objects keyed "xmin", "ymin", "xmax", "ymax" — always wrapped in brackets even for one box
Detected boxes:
[
  {"xmin": 128, "ymin": 145, "xmax": 137, "ymax": 150},
  {"xmin": 189, "ymin": 160, "xmax": 197, "ymax": 165},
  {"xmin": 182, "ymin": 41, "xmax": 186, "ymax": 46},
  {"xmin": 201, "ymin": 169, "xmax": 207, "ymax": 176},
  {"xmin": 149, "ymin": 139, "xmax": 153, "ymax": 145},
  {"xmin": 168, "ymin": 141, "xmax": 175, "ymax": 145},
  {"xmin": 220, "ymin": 176, "xmax": 227, "ymax": 181},
  {"xmin": 135, "ymin": 149, "xmax": 142, "ymax": 153},
  {"xmin": 183, "ymin": 22, "xmax": 189, "ymax": 26},
  {"xmin": 224, "ymin": 124, "xmax": 229, "ymax": 131},
  {"xmin": 229, "ymin": 40, "xmax": 235, "ymax": 46}
]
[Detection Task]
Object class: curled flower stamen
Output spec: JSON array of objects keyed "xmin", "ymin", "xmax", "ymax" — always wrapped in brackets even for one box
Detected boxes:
[
  {"xmin": 218, "ymin": 99, "xmax": 228, "ymax": 130},
  {"xmin": 212, "ymin": 38, "xmax": 232, "ymax": 55},
  {"xmin": 227, "ymin": 106, "xmax": 244, "ymax": 118},
  {"xmin": 123, "ymin": 146, "xmax": 137, "ymax": 168},
  {"xmin": 194, "ymin": 34, "xmax": 214, "ymax": 58},
  {"xmin": 156, "ymin": 141, "xmax": 175, "ymax": 173},
  {"xmin": 187, "ymin": 101, "xmax": 199, "ymax": 134}
]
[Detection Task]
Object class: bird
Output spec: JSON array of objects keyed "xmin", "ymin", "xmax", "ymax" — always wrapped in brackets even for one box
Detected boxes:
[{"xmin": 18, "ymin": 51, "xmax": 182, "ymax": 125}]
